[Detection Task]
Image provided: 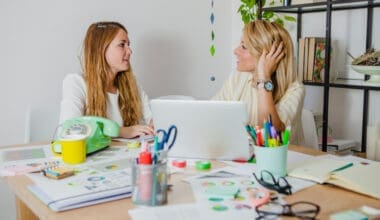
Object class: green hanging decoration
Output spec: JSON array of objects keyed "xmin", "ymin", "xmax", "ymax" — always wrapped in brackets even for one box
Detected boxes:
[
  {"xmin": 210, "ymin": 0, "xmax": 215, "ymax": 56},
  {"xmin": 210, "ymin": 45, "xmax": 216, "ymax": 56}
]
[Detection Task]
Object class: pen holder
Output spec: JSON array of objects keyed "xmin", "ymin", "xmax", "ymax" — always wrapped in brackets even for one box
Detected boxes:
[
  {"xmin": 254, "ymin": 144, "xmax": 288, "ymax": 178},
  {"xmin": 131, "ymin": 151, "xmax": 168, "ymax": 206}
]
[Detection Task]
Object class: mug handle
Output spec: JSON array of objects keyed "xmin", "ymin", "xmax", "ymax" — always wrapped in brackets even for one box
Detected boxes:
[{"xmin": 51, "ymin": 141, "xmax": 62, "ymax": 156}]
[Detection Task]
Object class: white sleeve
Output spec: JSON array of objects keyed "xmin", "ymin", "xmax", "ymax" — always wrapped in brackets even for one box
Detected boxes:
[
  {"xmin": 138, "ymin": 85, "xmax": 152, "ymax": 124},
  {"xmin": 276, "ymin": 81, "xmax": 305, "ymax": 127},
  {"xmin": 59, "ymin": 74, "xmax": 86, "ymax": 124}
]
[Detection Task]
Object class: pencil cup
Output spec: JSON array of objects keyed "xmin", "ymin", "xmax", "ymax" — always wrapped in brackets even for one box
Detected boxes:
[
  {"xmin": 254, "ymin": 144, "xmax": 288, "ymax": 178},
  {"xmin": 132, "ymin": 152, "xmax": 168, "ymax": 206}
]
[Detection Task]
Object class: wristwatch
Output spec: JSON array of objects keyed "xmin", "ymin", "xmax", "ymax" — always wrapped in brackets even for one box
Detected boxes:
[{"xmin": 257, "ymin": 79, "xmax": 274, "ymax": 92}]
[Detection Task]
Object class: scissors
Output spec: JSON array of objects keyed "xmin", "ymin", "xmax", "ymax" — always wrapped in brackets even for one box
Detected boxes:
[{"xmin": 156, "ymin": 125, "xmax": 178, "ymax": 150}]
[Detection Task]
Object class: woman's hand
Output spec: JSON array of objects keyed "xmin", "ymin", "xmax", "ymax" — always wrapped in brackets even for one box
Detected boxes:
[
  {"xmin": 119, "ymin": 124, "xmax": 154, "ymax": 138},
  {"xmin": 257, "ymin": 42, "xmax": 285, "ymax": 79}
]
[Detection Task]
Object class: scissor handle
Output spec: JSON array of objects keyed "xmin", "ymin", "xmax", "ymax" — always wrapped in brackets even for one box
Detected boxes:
[
  {"xmin": 166, "ymin": 125, "xmax": 177, "ymax": 150},
  {"xmin": 156, "ymin": 129, "xmax": 167, "ymax": 150}
]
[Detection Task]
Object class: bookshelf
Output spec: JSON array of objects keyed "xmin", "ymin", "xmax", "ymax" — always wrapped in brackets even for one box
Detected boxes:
[{"xmin": 263, "ymin": 0, "xmax": 380, "ymax": 152}]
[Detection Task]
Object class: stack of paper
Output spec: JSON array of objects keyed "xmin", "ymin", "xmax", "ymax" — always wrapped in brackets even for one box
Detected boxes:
[{"xmin": 28, "ymin": 163, "xmax": 133, "ymax": 211}]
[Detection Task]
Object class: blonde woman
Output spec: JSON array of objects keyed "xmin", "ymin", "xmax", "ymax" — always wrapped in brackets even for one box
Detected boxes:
[
  {"xmin": 213, "ymin": 20, "xmax": 305, "ymax": 145},
  {"xmin": 59, "ymin": 21, "xmax": 154, "ymax": 138}
]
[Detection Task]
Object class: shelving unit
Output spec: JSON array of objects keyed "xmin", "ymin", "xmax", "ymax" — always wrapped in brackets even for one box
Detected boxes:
[{"xmin": 263, "ymin": 0, "xmax": 380, "ymax": 152}]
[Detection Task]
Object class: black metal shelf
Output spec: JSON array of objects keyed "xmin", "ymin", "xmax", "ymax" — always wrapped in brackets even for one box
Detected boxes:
[
  {"xmin": 304, "ymin": 80, "xmax": 380, "ymax": 90},
  {"xmin": 264, "ymin": 0, "xmax": 380, "ymax": 13},
  {"xmin": 267, "ymin": 0, "xmax": 379, "ymax": 152}
]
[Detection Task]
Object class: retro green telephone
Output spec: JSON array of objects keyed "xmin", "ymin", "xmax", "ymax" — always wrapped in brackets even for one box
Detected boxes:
[{"xmin": 52, "ymin": 116, "xmax": 120, "ymax": 154}]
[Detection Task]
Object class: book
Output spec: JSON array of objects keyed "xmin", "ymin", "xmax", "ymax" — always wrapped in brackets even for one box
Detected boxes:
[
  {"xmin": 303, "ymin": 38, "xmax": 309, "ymax": 81},
  {"xmin": 307, "ymin": 37, "xmax": 325, "ymax": 82},
  {"xmin": 288, "ymin": 156, "xmax": 380, "ymax": 199},
  {"xmin": 312, "ymin": 41, "xmax": 326, "ymax": 82},
  {"xmin": 297, "ymin": 38, "xmax": 306, "ymax": 81}
]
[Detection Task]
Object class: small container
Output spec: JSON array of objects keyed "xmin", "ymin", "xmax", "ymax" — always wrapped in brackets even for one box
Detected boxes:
[
  {"xmin": 131, "ymin": 151, "xmax": 168, "ymax": 206},
  {"xmin": 254, "ymin": 144, "xmax": 288, "ymax": 178}
]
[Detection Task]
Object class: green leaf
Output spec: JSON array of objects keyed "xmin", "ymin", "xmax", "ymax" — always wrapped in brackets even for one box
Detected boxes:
[
  {"xmin": 247, "ymin": 0, "xmax": 255, "ymax": 8},
  {"xmin": 237, "ymin": 5, "xmax": 244, "ymax": 13},
  {"xmin": 243, "ymin": 14, "xmax": 251, "ymax": 24},
  {"xmin": 274, "ymin": 18, "xmax": 284, "ymax": 27},
  {"xmin": 263, "ymin": 11, "xmax": 274, "ymax": 19},
  {"xmin": 284, "ymin": 15, "xmax": 296, "ymax": 22}
]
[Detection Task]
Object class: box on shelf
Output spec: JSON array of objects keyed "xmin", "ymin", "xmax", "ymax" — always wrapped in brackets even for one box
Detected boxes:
[
  {"xmin": 292, "ymin": 0, "xmax": 325, "ymax": 5},
  {"xmin": 320, "ymin": 139, "xmax": 358, "ymax": 155}
]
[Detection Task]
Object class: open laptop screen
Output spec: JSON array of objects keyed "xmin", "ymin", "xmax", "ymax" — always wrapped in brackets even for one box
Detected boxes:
[{"xmin": 150, "ymin": 99, "xmax": 251, "ymax": 160}]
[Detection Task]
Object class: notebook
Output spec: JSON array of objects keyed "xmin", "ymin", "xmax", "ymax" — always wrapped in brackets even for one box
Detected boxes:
[
  {"xmin": 150, "ymin": 100, "xmax": 251, "ymax": 160},
  {"xmin": 288, "ymin": 155, "xmax": 380, "ymax": 199}
]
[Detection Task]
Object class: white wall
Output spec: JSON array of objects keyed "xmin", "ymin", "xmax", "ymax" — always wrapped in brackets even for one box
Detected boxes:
[
  {"xmin": 1, "ymin": 1, "xmax": 379, "ymax": 149},
  {"xmin": 0, "ymin": 0, "xmax": 233, "ymax": 146}
]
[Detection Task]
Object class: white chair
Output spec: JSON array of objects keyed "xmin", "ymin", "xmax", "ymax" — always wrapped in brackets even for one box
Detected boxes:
[
  {"xmin": 24, "ymin": 103, "xmax": 60, "ymax": 143},
  {"xmin": 156, "ymin": 95, "xmax": 195, "ymax": 100},
  {"xmin": 301, "ymin": 109, "xmax": 319, "ymax": 150}
]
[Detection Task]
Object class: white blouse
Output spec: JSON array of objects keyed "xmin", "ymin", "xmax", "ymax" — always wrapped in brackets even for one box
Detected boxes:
[
  {"xmin": 213, "ymin": 71, "xmax": 305, "ymax": 145},
  {"xmin": 59, "ymin": 73, "xmax": 152, "ymax": 126}
]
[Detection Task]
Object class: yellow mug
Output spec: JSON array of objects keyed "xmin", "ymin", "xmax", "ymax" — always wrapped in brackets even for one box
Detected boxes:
[{"xmin": 52, "ymin": 135, "xmax": 87, "ymax": 164}]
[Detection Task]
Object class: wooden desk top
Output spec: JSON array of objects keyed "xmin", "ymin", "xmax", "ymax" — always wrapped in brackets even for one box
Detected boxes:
[{"xmin": 3, "ymin": 144, "xmax": 380, "ymax": 220}]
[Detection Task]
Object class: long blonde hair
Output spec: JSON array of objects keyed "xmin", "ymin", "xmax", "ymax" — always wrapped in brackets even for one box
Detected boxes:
[
  {"xmin": 243, "ymin": 20, "xmax": 296, "ymax": 104},
  {"xmin": 83, "ymin": 21, "xmax": 142, "ymax": 126}
]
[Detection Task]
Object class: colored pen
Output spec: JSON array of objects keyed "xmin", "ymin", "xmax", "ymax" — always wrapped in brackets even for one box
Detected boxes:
[
  {"xmin": 332, "ymin": 163, "xmax": 353, "ymax": 172},
  {"xmin": 234, "ymin": 189, "xmax": 241, "ymax": 199},
  {"xmin": 282, "ymin": 128, "xmax": 290, "ymax": 145}
]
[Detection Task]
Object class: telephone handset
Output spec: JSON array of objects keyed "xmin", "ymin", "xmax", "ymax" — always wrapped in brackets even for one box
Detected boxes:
[{"xmin": 52, "ymin": 116, "xmax": 120, "ymax": 154}]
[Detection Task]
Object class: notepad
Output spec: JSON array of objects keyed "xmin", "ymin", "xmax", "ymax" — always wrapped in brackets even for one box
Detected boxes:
[{"xmin": 288, "ymin": 156, "xmax": 380, "ymax": 199}]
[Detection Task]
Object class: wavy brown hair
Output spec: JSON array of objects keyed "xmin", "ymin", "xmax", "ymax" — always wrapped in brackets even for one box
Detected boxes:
[
  {"xmin": 83, "ymin": 21, "xmax": 142, "ymax": 126},
  {"xmin": 243, "ymin": 20, "xmax": 297, "ymax": 104}
]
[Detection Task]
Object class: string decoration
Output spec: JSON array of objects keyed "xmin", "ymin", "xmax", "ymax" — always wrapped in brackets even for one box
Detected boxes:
[{"xmin": 210, "ymin": 0, "xmax": 215, "ymax": 56}]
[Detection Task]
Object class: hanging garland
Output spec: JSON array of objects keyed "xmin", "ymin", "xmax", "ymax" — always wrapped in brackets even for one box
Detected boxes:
[{"xmin": 210, "ymin": 0, "xmax": 215, "ymax": 56}]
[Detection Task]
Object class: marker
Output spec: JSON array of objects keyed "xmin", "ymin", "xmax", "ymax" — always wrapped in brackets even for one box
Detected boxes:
[
  {"xmin": 138, "ymin": 141, "xmax": 153, "ymax": 202},
  {"xmin": 282, "ymin": 128, "xmax": 290, "ymax": 145},
  {"xmin": 233, "ymin": 189, "xmax": 241, "ymax": 199}
]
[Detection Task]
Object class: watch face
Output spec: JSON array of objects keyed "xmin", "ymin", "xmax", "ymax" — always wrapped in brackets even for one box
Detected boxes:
[{"xmin": 264, "ymin": 81, "xmax": 274, "ymax": 91}]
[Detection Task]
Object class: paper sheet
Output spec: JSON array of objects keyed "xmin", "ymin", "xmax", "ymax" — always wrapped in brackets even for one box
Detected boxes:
[
  {"xmin": 129, "ymin": 203, "xmax": 256, "ymax": 220},
  {"xmin": 0, "ymin": 145, "xmax": 57, "ymax": 176},
  {"xmin": 112, "ymin": 135, "xmax": 154, "ymax": 143}
]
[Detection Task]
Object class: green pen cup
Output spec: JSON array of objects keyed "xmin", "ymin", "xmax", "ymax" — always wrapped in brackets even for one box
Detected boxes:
[{"xmin": 254, "ymin": 144, "xmax": 288, "ymax": 178}]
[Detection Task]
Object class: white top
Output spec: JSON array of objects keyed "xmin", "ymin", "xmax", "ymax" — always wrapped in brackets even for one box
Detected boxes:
[
  {"xmin": 212, "ymin": 72, "xmax": 305, "ymax": 145},
  {"xmin": 59, "ymin": 73, "xmax": 152, "ymax": 126}
]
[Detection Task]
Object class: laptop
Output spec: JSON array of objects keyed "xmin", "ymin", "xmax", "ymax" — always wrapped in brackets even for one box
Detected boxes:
[{"xmin": 150, "ymin": 99, "xmax": 251, "ymax": 160}]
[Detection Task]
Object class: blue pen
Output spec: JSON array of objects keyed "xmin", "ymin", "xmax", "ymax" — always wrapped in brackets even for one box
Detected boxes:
[{"xmin": 263, "ymin": 121, "xmax": 270, "ymax": 147}]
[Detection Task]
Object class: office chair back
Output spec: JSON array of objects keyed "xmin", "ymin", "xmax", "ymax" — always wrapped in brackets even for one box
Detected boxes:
[
  {"xmin": 301, "ymin": 109, "xmax": 319, "ymax": 150},
  {"xmin": 24, "ymin": 103, "xmax": 60, "ymax": 143}
]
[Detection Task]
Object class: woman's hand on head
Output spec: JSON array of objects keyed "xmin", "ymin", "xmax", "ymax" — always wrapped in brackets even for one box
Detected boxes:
[
  {"xmin": 119, "ymin": 124, "xmax": 154, "ymax": 138},
  {"xmin": 257, "ymin": 42, "xmax": 285, "ymax": 79}
]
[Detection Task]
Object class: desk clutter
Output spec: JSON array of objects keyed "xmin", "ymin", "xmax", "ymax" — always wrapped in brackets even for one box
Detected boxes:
[{"xmin": 2, "ymin": 124, "xmax": 380, "ymax": 219}]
